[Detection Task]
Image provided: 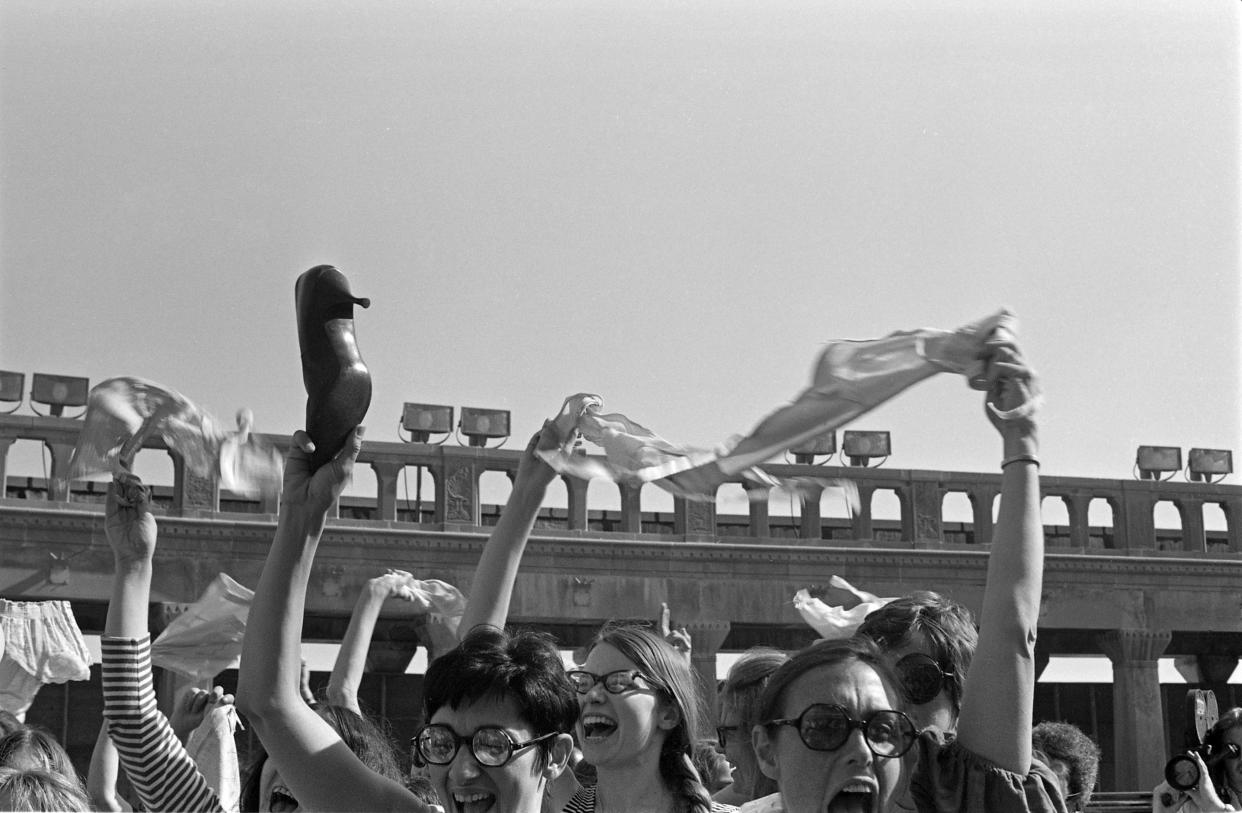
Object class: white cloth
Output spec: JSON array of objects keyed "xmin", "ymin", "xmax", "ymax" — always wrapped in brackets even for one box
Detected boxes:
[
  {"xmin": 151, "ymin": 574, "xmax": 253, "ymax": 681},
  {"xmin": 793, "ymin": 576, "xmax": 896, "ymax": 640},
  {"xmin": 185, "ymin": 704, "xmax": 244, "ymax": 813}
]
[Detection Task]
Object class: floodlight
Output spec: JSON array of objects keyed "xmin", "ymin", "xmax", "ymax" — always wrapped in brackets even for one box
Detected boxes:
[
  {"xmin": 400, "ymin": 403, "xmax": 454, "ymax": 443},
  {"xmin": 30, "ymin": 373, "xmax": 89, "ymax": 417},
  {"xmin": 1187, "ymin": 448, "xmax": 1232, "ymax": 483},
  {"xmin": 789, "ymin": 431, "xmax": 836, "ymax": 465},
  {"xmin": 459, "ymin": 407, "xmax": 511, "ymax": 448},
  {"xmin": 0, "ymin": 371, "xmax": 24, "ymax": 414},
  {"xmin": 1135, "ymin": 445, "xmax": 1181, "ymax": 481},
  {"xmin": 842, "ymin": 430, "xmax": 891, "ymax": 467}
]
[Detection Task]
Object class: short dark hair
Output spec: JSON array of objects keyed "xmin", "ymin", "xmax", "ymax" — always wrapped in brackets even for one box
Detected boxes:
[
  {"xmin": 1031, "ymin": 721, "xmax": 1101, "ymax": 807},
  {"xmin": 423, "ymin": 626, "xmax": 578, "ymax": 767},
  {"xmin": 856, "ymin": 590, "xmax": 977, "ymax": 714},
  {"xmin": 757, "ymin": 636, "xmax": 905, "ymax": 725}
]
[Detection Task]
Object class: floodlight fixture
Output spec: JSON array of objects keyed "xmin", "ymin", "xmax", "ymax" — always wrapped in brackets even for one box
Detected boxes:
[
  {"xmin": 0, "ymin": 371, "xmax": 24, "ymax": 414},
  {"xmin": 788, "ymin": 431, "xmax": 836, "ymax": 465},
  {"xmin": 842, "ymin": 430, "xmax": 891, "ymax": 467},
  {"xmin": 459, "ymin": 407, "xmax": 511, "ymax": 448},
  {"xmin": 1187, "ymin": 448, "xmax": 1232, "ymax": 483},
  {"xmin": 30, "ymin": 373, "xmax": 89, "ymax": 418},
  {"xmin": 1135, "ymin": 445, "xmax": 1181, "ymax": 481},
  {"xmin": 399, "ymin": 403, "xmax": 454, "ymax": 444}
]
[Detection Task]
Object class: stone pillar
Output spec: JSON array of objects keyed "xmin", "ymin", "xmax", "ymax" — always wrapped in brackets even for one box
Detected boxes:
[
  {"xmin": 1224, "ymin": 497, "xmax": 1242, "ymax": 553},
  {"xmin": 370, "ymin": 461, "xmax": 403, "ymax": 521},
  {"xmin": 904, "ymin": 475, "xmax": 942, "ymax": 545},
  {"xmin": 437, "ymin": 455, "xmax": 479, "ymax": 526},
  {"xmin": 1098, "ymin": 628, "xmax": 1171, "ymax": 790},
  {"xmin": 1117, "ymin": 483, "xmax": 1157, "ymax": 550},
  {"xmin": 798, "ymin": 483, "xmax": 824, "ymax": 540},
  {"xmin": 675, "ymin": 497, "xmax": 716, "ymax": 540},
  {"xmin": 1197, "ymin": 654, "xmax": 1238, "ymax": 691},
  {"xmin": 619, "ymin": 484, "xmax": 643, "ymax": 533},
  {"xmin": 744, "ymin": 482, "xmax": 771, "ymax": 538},
  {"xmin": 45, "ymin": 440, "xmax": 77, "ymax": 502},
  {"xmin": 0, "ymin": 436, "xmax": 14, "ymax": 497},
  {"xmin": 1065, "ymin": 493, "xmax": 1091, "ymax": 548},
  {"xmin": 851, "ymin": 484, "xmax": 874, "ymax": 540},
  {"xmin": 1177, "ymin": 498, "xmax": 1206, "ymax": 553},
  {"xmin": 970, "ymin": 485, "xmax": 998, "ymax": 546},
  {"xmin": 564, "ymin": 476, "xmax": 589, "ymax": 531},
  {"xmin": 683, "ymin": 620, "xmax": 731, "ymax": 736},
  {"xmin": 173, "ymin": 456, "xmax": 220, "ymax": 514}
]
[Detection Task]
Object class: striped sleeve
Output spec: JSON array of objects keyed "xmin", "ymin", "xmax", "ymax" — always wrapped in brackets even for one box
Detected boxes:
[{"xmin": 101, "ymin": 635, "xmax": 223, "ymax": 813}]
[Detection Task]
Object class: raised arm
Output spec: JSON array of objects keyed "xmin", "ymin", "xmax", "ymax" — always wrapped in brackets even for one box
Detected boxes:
[
  {"xmin": 327, "ymin": 569, "xmax": 428, "ymax": 714},
  {"xmin": 86, "ymin": 724, "xmax": 132, "ymax": 812},
  {"xmin": 457, "ymin": 423, "xmax": 559, "ymax": 634},
  {"xmin": 235, "ymin": 428, "xmax": 425, "ymax": 812},
  {"xmin": 101, "ymin": 471, "xmax": 221, "ymax": 812},
  {"xmin": 954, "ymin": 333, "xmax": 1043, "ymax": 774}
]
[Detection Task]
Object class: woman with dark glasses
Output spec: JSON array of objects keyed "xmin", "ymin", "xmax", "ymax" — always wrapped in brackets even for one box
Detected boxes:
[{"xmin": 749, "ymin": 637, "xmax": 915, "ymax": 813}]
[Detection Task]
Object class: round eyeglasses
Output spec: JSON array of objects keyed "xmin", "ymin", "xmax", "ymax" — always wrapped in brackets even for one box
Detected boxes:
[
  {"xmin": 566, "ymin": 669, "xmax": 660, "ymax": 695},
  {"xmin": 413, "ymin": 724, "xmax": 557, "ymax": 768},
  {"xmin": 763, "ymin": 703, "xmax": 916, "ymax": 758},
  {"xmin": 894, "ymin": 653, "xmax": 954, "ymax": 706}
]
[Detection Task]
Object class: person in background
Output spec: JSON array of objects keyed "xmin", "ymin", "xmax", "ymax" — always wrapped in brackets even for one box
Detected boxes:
[
  {"xmin": 1032, "ymin": 721, "xmax": 1100, "ymax": 812},
  {"xmin": 713, "ymin": 648, "xmax": 788, "ymax": 807}
]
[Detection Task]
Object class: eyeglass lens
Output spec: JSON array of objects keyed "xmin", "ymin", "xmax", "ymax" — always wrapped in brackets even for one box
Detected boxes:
[
  {"xmin": 566, "ymin": 669, "xmax": 645, "ymax": 695},
  {"xmin": 895, "ymin": 654, "xmax": 947, "ymax": 705},
  {"xmin": 417, "ymin": 726, "xmax": 518, "ymax": 767},
  {"xmin": 794, "ymin": 704, "xmax": 914, "ymax": 757}
]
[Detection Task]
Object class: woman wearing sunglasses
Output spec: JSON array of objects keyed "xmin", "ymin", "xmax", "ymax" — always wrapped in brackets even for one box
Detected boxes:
[
  {"xmin": 564, "ymin": 624, "xmax": 736, "ymax": 813},
  {"xmin": 854, "ymin": 333, "xmax": 1066, "ymax": 812},
  {"xmin": 748, "ymin": 636, "xmax": 916, "ymax": 813}
]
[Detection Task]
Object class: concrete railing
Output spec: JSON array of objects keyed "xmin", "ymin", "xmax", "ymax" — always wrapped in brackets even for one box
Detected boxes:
[{"xmin": 3, "ymin": 414, "xmax": 1239, "ymax": 555}]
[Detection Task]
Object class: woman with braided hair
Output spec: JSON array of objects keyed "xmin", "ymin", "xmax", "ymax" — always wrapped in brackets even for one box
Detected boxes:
[{"xmin": 564, "ymin": 624, "xmax": 735, "ymax": 813}]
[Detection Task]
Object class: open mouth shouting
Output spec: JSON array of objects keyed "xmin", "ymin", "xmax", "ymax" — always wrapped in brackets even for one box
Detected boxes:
[
  {"xmin": 449, "ymin": 787, "xmax": 498, "ymax": 813},
  {"xmin": 824, "ymin": 779, "xmax": 879, "ymax": 813},
  {"xmin": 268, "ymin": 784, "xmax": 298, "ymax": 812},
  {"xmin": 579, "ymin": 713, "xmax": 618, "ymax": 742}
]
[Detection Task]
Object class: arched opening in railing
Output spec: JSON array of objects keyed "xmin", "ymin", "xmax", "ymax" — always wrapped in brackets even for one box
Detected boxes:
[
  {"xmin": 819, "ymin": 481, "xmax": 858, "ymax": 541},
  {"xmin": 1, "ymin": 438, "xmax": 54, "ymax": 499},
  {"xmin": 1204, "ymin": 501, "xmax": 1230, "ymax": 553},
  {"xmin": 1040, "ymin": 496, "xmax": 1070, "ymax": 547},
  {"xmin": 338, "ymin": 464, "xmax": 378, "ymax": 520},
  {"xmin": 397, "ymin": 465, "xmax": 436, "ymax": 523},
  {"xmin": 479, "ymin": 469, "xmax": 513, "ymax": 527},
  {"xmin": 714, "ymin": 482, "xmax": 750, "ymax": 537},
  {"xmin": 940, "ymin": 491, "xmax": 975, "ymax": 544},
  {"xmin": 1087, "ymin": 498, "xmax": 1116, "ymax": 550},
  {"xmin": 640, "ymin": 483, "xmax": 675, "ymax": 535},
  {"xmin": 535, "ymin": 476, "xmax": 570, "ymax": 531},
  {"xmin": 1153, "ymin": 499, "xmax": 1183, "ymax": 551},
  {"xmin": 586, "ymin": 477, "xmax": 623, "ymax": 532},
  {"xmin": 871, "ymin": 488, "xmax": 902, "ymax": 542}
]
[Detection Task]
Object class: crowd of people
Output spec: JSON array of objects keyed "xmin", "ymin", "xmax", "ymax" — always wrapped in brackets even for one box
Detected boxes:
[{"xmin": 2, "ymin": 337, "xmax": 1239, "ymax": 813}]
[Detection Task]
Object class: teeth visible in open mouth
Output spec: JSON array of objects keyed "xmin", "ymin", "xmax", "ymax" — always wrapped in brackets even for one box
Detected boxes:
[
  {"xmin": 581, "ymin": 714, "xmax": 618, "ymax": 738},
  {"xmin": 454, "ymin": 792, "xmax": 491, "ymax": 803}
]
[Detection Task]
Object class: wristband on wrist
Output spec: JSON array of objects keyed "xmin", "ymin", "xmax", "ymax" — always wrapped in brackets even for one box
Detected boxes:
[{"xmin": 1001, "ymin": 453, "xmax": 1040, "ymax": 469}]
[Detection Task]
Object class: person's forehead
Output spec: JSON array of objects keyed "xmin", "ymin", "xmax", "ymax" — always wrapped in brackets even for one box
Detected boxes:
[
  {"xmin": 1223, "ymin": 726, "xmax": 1242, "ymax": 746},
  {"xmin": 780, "ymin": 660, "xmax": 897, "ymax": 716},
  {"xmin": 430, "ymin": 693, "xmax": 532, "ymax": 735},
  {"xmin": 584, "ymin": 642, "xmax": 638, "ymax": 672}
]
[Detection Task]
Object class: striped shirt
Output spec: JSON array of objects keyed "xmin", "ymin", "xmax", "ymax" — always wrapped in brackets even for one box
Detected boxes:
[{"xmin": 101, "ymin": 635, "xmax": 223, "ymax": 813}]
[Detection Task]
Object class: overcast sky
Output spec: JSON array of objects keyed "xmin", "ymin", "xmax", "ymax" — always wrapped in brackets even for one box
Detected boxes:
[{"xmin": 2, "ymin": 0, "xmax": 1238, "ymax": 522}]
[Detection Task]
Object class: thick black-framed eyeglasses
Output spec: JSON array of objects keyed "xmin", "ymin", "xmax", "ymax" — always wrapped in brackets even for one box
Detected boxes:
[
  {"xmin": 763, "ymin": 703, "xmax": 916, "ymax": 758},
  {"xmin": 413, "ymin": 724, "xmax": 557, "ymax": 768},
  {"xmin": 716, "ymin": 725, "xmax": 740, "ymax": 749},
  {"xmin": 894, "ymin": 653, "xmax": 954, "ymax": 706},
  {"xmin": 566, "ymin": 669, "xmax": 660, "ymax": 695}
]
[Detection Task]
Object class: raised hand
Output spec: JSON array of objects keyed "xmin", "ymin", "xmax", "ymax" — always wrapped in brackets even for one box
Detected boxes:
[
  {"xmin": 169, "ymin": 685, "xmax": 235, "ymax": 743},
  {"xmin": 281, "ymin": 426, "xmax": 365, "ymax": 516},
  {"xmin": 368, "ymin": 569, "xmax": 432, "ymax": 611},
  {"xmin": 105, "ymin": 470, "xmax": 158, "ymax": 567},
  {"xmin": 658, "ymin": 602, "xmax": 692, "ymax": 662}
]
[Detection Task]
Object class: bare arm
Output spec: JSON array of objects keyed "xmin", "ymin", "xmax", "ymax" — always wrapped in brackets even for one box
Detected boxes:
[
  {"xmin": 954, "ymin": 334, "xmax": 1043, "ymax": 774},
  {"xmin": 457, "ymin": 424, "xmax": 559, "ymax": 634},
  {"xmin": 86, "ymin": 725, "xmax": 132, "ymax": 812},
  {"xmin": 327, "ymin": 570, "xmax": 427, "ymax": 714},
  {"xmin": 235, "ymin": 428, "xmax": 426, "ymax": 812}
]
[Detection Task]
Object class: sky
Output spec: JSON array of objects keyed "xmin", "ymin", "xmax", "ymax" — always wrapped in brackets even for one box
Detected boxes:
[{"xmin": 1, "ymin": 0, "xmax": 1239, "ymax": 519}]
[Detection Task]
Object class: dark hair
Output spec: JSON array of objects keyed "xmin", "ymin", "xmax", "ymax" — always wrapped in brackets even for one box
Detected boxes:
[
  {"xmin": 720, "ymin": 647, "xmax": 787, "ymax": 800},
  {"xmin": 1205, "ymin": 707, "xmax": 1242, "ymax": 801},
  {"xmin": 405, "ymin": 774, "xmax": 442, "ymax": 806},
  {"xmin": 239, "ymin": 703, "xmax": 404, "ymax": 812},
  {"xmin": 0, "ymin": 767, "xmax": 92, "ymax": 812},
  {"xmin": 1031, "ymin": 721, "xmax": 1101, "ymax": 807},
  {"xmin": 856, "ymin": 590, "xmax": 977, "ymax": 714},
  {"xmin": 0, "ymin": 728, "xmax": 78, "ymax": 781},
  {"xmin": 757, "ymin": 636, "xmax": 905, "ymax": 726},
  {"xmin": 588, "ymin": 623, "xmax": 715, "ymax": 813},
  {"xmin": 423, "ymin": 626, "xmax": 578, "ymax": 769}
]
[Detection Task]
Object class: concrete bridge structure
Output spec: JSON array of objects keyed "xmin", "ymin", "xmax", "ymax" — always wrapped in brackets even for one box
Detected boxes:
[{"xmin": 2, "ymin": 413, "xmax": 1240, "ymax": 790}]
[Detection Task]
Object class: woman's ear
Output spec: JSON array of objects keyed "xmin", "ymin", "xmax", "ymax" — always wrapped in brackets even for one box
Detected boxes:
[
  {"xmin": 752, "ymin": 724, "xmax": 780, "ymax": 783},
  {"xmin": 656, "ymin": 698, "xmax": 682, "ymax": 731},
  {"xmin": 543, "ymin": 733, "xmax": 576, "ymax": 780}
]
